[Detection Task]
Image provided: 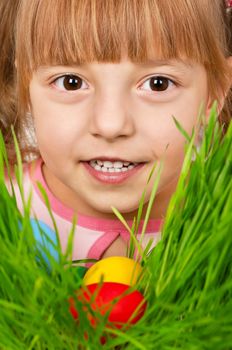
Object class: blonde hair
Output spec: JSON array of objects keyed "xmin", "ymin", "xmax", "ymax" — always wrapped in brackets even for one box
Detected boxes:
[{"xmin": 0, "ymin": 0, "xmax": 231, "ymax": 162}]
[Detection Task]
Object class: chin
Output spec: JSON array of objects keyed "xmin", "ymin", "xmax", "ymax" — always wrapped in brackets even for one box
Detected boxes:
[{"xmin": 90, "ymin": 198, "xmax": 140, "ymax": 216}]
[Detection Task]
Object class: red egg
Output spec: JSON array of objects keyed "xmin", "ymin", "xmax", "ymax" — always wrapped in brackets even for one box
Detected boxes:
[{"xmin": 69, "ymin": 282, "xmax": 147, "ymax": 328}]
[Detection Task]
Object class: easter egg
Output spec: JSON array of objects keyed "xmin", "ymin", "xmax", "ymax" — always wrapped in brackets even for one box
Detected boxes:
[
  {"xmin": 83, "ymin": 256, "xmax": 142, "ymax": 286},
  {"xmin": 69, "ymin": 282, "xmax": 147, "ymax": 328}
]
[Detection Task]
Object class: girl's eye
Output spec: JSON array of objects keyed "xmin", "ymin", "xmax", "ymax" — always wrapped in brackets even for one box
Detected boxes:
[
  {"xmin": 53, "ymin": 74, "xmax": 88, "ymax": 91},
  {"xmin": 140, "ymin": 76, "xmax": 175, "ymax": 92}
]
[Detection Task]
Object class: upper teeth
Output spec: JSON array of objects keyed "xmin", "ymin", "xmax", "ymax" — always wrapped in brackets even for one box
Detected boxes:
[{"xmin": 89, "ymin": 160, "xmax": 137, "ymax": 172}]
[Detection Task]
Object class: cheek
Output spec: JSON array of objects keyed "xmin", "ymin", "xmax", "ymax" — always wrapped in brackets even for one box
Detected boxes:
[
  {"xmin": 150, "ymin": 129, "xmax": 186, "ymax": 168},
  {"xmin": 141, "ymin": 114, "xmax": 192, "ymax": 159},
  {"xmin": 30, "ymin": 98, "xmax": 85, "ymax": 156},
  {"xmin": 136, "ymin": 91, "xmax": 206, "ymax": 156}
]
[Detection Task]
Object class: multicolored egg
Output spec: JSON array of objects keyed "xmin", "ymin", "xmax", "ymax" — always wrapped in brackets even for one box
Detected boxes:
[{"xmin": 69, "ymin": 256, "xmax": 147, "ymax": 329}]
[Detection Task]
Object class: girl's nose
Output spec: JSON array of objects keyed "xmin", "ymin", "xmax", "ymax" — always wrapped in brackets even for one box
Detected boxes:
[{"xmin": 89, "ymin": 92, "xmax": 136, "ymax": 141}]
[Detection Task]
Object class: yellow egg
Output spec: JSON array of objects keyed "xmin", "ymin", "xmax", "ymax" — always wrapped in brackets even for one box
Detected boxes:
[{"xmin": 83, "ymin": 256, "xmax": 143, "ymax": 286}]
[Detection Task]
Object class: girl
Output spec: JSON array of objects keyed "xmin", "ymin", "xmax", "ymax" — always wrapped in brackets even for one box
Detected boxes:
[{"xmin": 0, "ymin": 0, "xmax": 231, "ymax": 263}]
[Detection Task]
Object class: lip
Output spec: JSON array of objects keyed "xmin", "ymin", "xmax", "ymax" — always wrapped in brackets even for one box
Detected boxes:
[{"xmin": 82, "ymin": 161, "xmax": 146, "ymax": 184}]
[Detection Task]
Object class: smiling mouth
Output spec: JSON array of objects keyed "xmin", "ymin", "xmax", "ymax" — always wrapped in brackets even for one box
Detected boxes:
[
  {"xmin": 82, "ymin": 158, "xmax": 146, "ymax": 184},
  {"xmin": 88, "ymin": 159, "xmax": 140, "ymax": 173}
]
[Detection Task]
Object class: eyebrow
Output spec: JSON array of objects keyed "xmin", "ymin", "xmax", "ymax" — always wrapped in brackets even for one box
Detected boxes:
[
  {"xmin": 135, "ymin": 58, "xmax": 193, "ymax": 69},
  {"xmin": 38, "ymin": 59, "xmax": 192, "ymax": 70}
]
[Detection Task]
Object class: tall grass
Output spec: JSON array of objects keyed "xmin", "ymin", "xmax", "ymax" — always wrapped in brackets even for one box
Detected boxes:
[{"xmin": 0, "ymin": 105, "xmax": 232, "ymax": 349}]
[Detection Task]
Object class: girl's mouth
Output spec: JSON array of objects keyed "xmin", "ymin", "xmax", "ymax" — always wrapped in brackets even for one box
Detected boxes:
[
  {"xmin": 89, "ymin": 159, "xmax": 138, "ymax": 173},
  {"xmin": 82, "ymin": 159, "xmax": 145, "ymax": 184}
]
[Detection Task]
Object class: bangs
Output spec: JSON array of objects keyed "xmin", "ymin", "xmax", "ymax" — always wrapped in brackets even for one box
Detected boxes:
[{"xmin": 16, "ymin": 0, "xmax": 227, "ymax": 70}]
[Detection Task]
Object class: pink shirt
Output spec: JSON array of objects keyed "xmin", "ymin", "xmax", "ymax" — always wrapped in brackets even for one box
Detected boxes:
[{"xmin": 11, "ymin": 159, "xmax": 162, "ymax": 264}]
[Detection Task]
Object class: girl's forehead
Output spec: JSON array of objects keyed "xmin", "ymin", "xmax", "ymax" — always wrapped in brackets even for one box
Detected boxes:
[{"xmin": 28, "ymin": 40, "xmax": 200, "ymax": 72}]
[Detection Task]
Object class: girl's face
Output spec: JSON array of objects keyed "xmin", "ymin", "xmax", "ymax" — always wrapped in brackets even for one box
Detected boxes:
[{"xmin": 29, "ymin": 58, "xmax": 211, "ymax": 219}]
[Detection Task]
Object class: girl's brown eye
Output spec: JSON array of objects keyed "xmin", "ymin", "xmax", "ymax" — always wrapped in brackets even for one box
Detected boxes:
[
  {"xmin": 149, "ymin": 77, "xmax": 170, "ymax": 91},
  {"xmin": 63, "ymin": 75, "xmax": 83, "ymax": 90},
  {"xmin": 140, "ymin": 75, "xmax": 175, "ymax": 93},
  {"xmin": 53, "ymin": 74, "xmax": 88, "ymax": 91}
]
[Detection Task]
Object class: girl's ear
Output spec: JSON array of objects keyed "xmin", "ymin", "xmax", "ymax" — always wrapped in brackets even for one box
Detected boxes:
[{"xmin": 205, "ymin": 56, "xmax": 232, "ymax": 119}]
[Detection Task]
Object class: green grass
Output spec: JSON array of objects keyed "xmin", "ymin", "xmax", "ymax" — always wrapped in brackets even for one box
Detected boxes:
[{"xmin": 0, "ymin": 105, "xmax": 232, "ymax": 349}]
